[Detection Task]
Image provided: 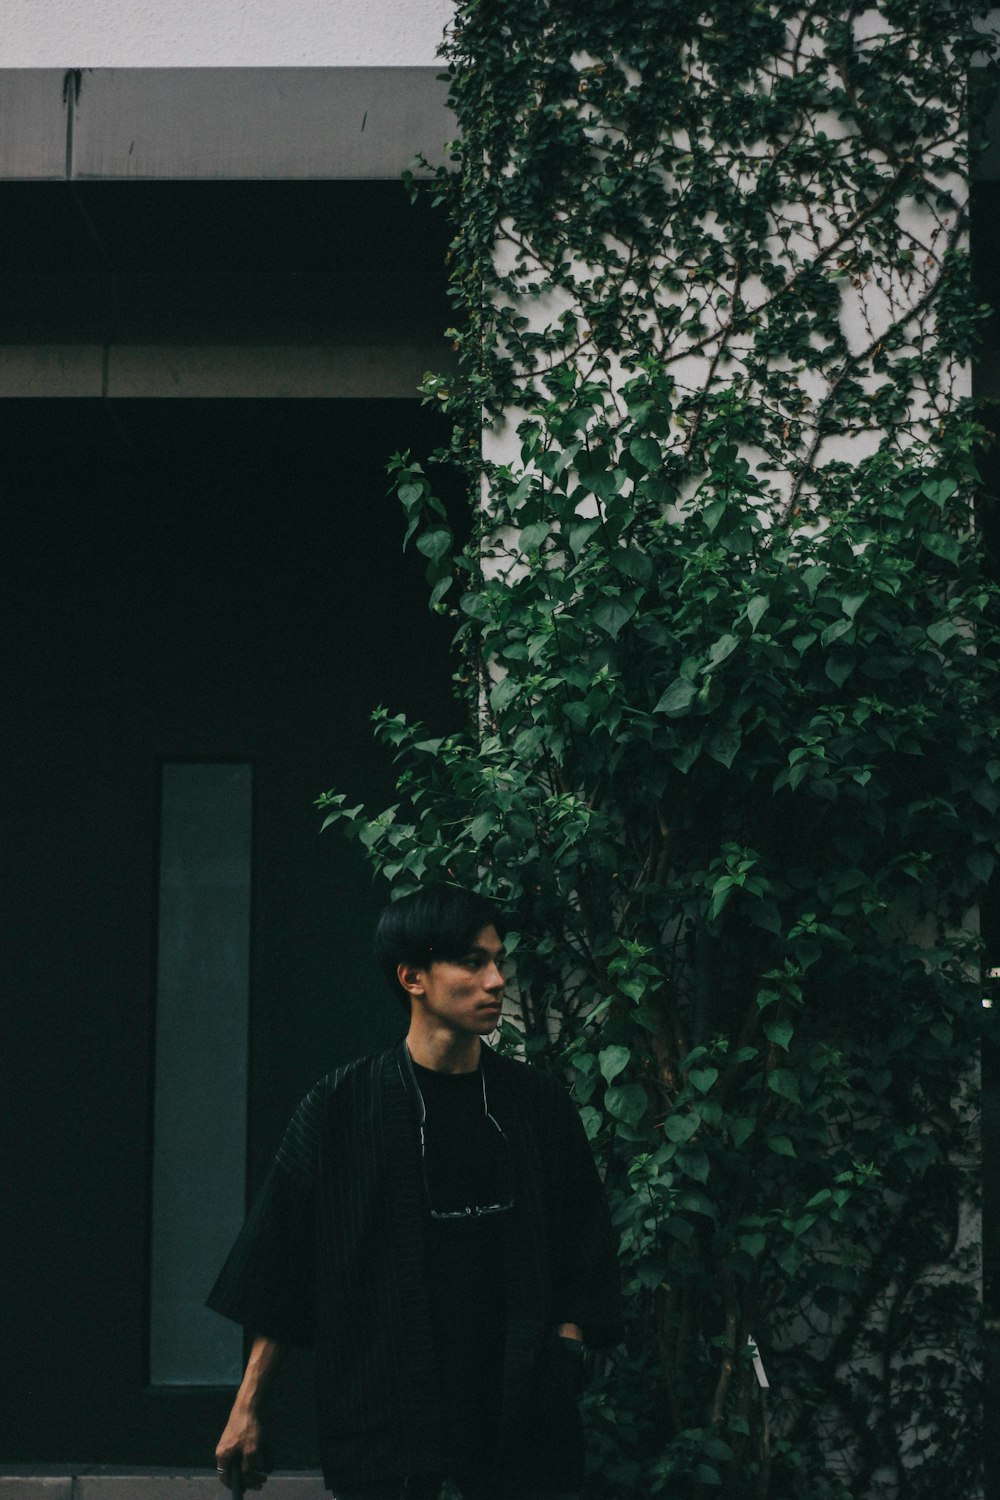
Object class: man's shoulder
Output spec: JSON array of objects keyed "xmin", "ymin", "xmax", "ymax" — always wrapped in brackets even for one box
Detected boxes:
[
  {"xmin": 307, "ymin": 1041, "xmax": 404, "ymax": 1100},
  {"xmin": 276, "ymin": 1044, "xmax": 407, "ymax": 1175}
]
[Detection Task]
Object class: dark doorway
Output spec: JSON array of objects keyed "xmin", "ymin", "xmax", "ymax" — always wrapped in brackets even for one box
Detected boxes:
[{"xmin": 0, "ymin": 399, "xmax": 460, "ymax": 1465}]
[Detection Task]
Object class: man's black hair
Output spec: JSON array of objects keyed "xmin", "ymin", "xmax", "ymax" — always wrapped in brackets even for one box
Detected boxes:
[{"xmin": 374, "ymin": 884, "xmax": 504, "ymax": 1010}]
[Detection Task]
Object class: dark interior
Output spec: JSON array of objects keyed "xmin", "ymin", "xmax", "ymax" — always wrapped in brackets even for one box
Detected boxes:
[{"xmin": 0, "ymin": 172, "xmax": 461, "ymax": 1465}]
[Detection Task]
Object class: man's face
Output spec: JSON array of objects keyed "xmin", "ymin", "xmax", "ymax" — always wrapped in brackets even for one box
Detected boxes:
[{"xmin": 401, "ymin": 923, "xmax": 506, "ymax": 1036}]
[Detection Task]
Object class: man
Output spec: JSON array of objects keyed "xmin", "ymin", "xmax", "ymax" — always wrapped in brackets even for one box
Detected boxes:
[{"xmin": 208, "ymin": 885, "xmax": 622, "ymax": 1500}]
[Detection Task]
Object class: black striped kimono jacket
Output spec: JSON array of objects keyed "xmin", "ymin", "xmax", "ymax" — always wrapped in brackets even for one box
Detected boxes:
[{"xmin": 206, "ymin": 1040, "xmax": 623, "ymax": 1492}]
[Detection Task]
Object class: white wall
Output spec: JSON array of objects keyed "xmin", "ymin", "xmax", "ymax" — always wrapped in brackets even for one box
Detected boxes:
[{"xmin": 1, "ymin": 0, "xmax": 455, "ymax": 68}]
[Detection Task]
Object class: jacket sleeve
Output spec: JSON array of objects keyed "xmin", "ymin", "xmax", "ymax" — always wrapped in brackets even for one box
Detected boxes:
[
  {"xmin": 550, "ymin": 1089, "xmax": 624, "ymax": 1350},
  {"xmin": 205, "ymin": 1080, "xmax": 325, "ymax": 1350}
]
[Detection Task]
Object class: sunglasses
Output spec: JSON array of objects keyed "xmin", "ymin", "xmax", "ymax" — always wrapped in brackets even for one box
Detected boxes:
[{"xmin": 414, "ymin": 1065, "xmax": 515, "ymax": 1221}]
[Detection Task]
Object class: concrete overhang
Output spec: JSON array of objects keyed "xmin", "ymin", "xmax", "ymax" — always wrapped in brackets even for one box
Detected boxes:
[
  {"xmin": 0, "ymin": 67, "xmax": 454, "ymax": 180},
  {"xmin": 0, "ymin": 70, "xmax": 458, "ymax": 395}
]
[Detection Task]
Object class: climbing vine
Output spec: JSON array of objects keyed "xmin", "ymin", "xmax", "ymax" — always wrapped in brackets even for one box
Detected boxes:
[{"xmin": 321, "ymin": 4, "xmax": 1000, "ymax": 1495}]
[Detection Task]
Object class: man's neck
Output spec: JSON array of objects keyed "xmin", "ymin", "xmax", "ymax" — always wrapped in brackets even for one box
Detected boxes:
[{"xmin": 406, "ymin": 1023, "xmax": 481, "ymax": 1074}]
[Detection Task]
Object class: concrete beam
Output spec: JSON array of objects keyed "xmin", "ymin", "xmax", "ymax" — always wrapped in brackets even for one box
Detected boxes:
[
  {"xmin": 0, "ymin": 71, "xmax": 68, "ymax": 178},
  {"xmin": 0, "ymin": 68, "xmax": 453, "ymax": 181}
]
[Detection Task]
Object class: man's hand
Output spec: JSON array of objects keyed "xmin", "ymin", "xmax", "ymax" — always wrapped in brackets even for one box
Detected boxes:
[
  {"xmin": 215, "ymin": 1404, "xmax": 269, "ymax": 1490},
  {"xmin": 214, "ymin": 1335, "xmax": 286, "ymax": 1489},
  {"xmin": 556, "ymin": 1321, "xmax": 584, "ymax": 1343}
]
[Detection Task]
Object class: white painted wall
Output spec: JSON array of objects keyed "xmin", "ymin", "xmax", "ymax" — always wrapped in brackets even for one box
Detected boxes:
[{"xmin": 1, "ymin": 0, "xmax": 455, "ymax": 68}]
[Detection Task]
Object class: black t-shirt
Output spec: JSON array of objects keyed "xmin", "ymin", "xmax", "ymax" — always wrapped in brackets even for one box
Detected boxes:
[{"xmin": 412, "ymin": 1062, "xmax": 509, "ymax": 1471}]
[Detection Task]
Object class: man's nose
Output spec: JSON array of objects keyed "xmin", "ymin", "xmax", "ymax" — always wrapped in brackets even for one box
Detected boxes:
[{"xmin": 484, "ymin": 963, "xmax": 505, "ymax": 992}]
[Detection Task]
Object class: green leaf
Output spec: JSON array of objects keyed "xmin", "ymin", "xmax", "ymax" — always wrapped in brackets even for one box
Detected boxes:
[
  {"xmin": 922, "ymin": 531, "xmax": 960, "ymax": 565},
  {"xmin": 593, "ymin": 595, "xmax": 638, "ymax": 638},
  {"xmin": 460, "ymin": 591, "xmax": 492, "ymax": 622},
  {"xmin": 629, "ymin": 436, "xmax": 662, "ymax": 470},
  {"xmin": 703, "ymin": 498, "xmax": 728, "ymax": 532},
  {"xmin": 598, "ymin": 1044, "xmax": 630, "ymax": 1083},
  {"xmin": 767, "ymin": 1069, "xmax": 801, "ymax": 1104},
  {"xmin": 416, "ymin": 528, "xmax": 452, "ymax": 561},
  {"xmin": 709, "ymin": 877, "xmax": 736, "ymax": 922},
  {"xmin": 489, "ymin": 677, "xmax": 519, "ymax": 713},
  {"xmin": 671, "ymin": 738, "xmax": 702, "ymax": 772},
  {"xmin": 397, "ymin": 482, "xmax": 424, "ymax": 508},
  {"xmin": 615, "ymin": 548, "xmax": 654, "ymax": 585},
  {"xmin": 469, "ymin": 812, "xmax": 495, "ymax": 844},
  {"xmin": 706, "ymin": 633, "xmax": 739, "ymax": 669},
  {"xmin": 655, "ymin": 678, "xmax": 697, "ymax": 716},
  {"xmin": 675, "ymin": 1145, "xmax": 710, "ymax": 1182},
  {"xmin": 568, "ymin": 519, "xmax": 601, "ymax": 554},
  {"xmin": 747, "ymin": 594, "xmax": 769, "ymax": 631},
  {"xmin": 927, "ymin": 619, "xmax": 959, "ymax": 646},
  {"xmin": 801, "ymin": 564, "xmax": 828, "ymax": 598},
  {"xmin": 707, "ymin": 727, "xmax": 742, "ymax": 769},
  {"xmin": 826, "ymin": 650, "xmax": 855, "ymax": 687},
  {"xmin": 922, "ymin": 477, "xmax": 958, "ymax": 505},
  {"xmin": 720, "ymin": 525, "xmax": 755, "ymax": 555},
  {"xmin": 821, "ymin": 619, "xmax": 853, "ymax": 648},
  {"xmin": 604, "ymin": 1082, "xmax": 648, "ymax": 1127},
  {"xmin": 768, "ymin": 1134, "xmax": 797, "ymax": 1157},
  {"xmin": 688, "ymin": 1066, "xmax": 719, "ymax": 1093},
  {"xmin": 519, "ymin": 522, "xmax": 550, "ymax": 553},
  {"xmin": 676, "ymin": 1189, "xmax": 716, "ymax": 1218},
  {"xmin": 663, "ymin": 1113, "xmax": 700, "ymax": 1143},
  {"xmin": 764, "ymin": 1018, "xmax": 793, "ymax": 1050},
  {"xmin": 738, "ymin": 1232, "xmax": 767, "ymax": 1258}
]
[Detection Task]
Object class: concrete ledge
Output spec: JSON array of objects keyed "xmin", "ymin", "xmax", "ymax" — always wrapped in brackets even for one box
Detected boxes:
[
  {"xmin": 0, "ymin": 342, "xmax": 455, "ymax": 397},
  {"xmin": 0, "ymin": 345, "xmax": 103, "ymax": 396},
  {"xmin": 0, "ymin": 1476, "xmax": 326, "ymax": 1500},
  {"xmin": 75, "ymin": 1476, "xmax": 327, "ymax": 1500},
  {"xmin": 0, "ymin": 1480, "xmax": 74, "ymax": 1500},
  {"xmin": 106, "ymin": 343, "xmax": 442, "ymax": 398}
]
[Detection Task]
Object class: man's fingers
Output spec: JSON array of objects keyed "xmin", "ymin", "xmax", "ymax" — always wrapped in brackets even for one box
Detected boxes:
[{"xmin": 214, "ymin": 1451, "xmax": 257, "ymax": 1490}]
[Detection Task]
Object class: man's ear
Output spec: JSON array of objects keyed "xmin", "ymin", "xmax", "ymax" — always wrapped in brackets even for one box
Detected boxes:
[{"xmin": 397, "ymin": 961, "xmax": 424, "ymax": 997}]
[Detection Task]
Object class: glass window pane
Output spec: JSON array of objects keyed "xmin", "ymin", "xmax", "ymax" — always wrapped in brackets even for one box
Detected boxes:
[{"xmin": 150, "ymin": 762, "xmax": 252, "ymax": 1385}]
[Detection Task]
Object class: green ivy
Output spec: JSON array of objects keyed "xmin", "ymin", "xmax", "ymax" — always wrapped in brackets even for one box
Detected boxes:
[{"xmin": 320, "ymin": 3, "xmax": 999, "ymax": 1494}]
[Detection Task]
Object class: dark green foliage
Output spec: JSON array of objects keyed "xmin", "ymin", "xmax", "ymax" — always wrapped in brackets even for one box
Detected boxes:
[{"xmin": 321, "ymin": 3, "xmax": 999, "ymax": 1494}]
